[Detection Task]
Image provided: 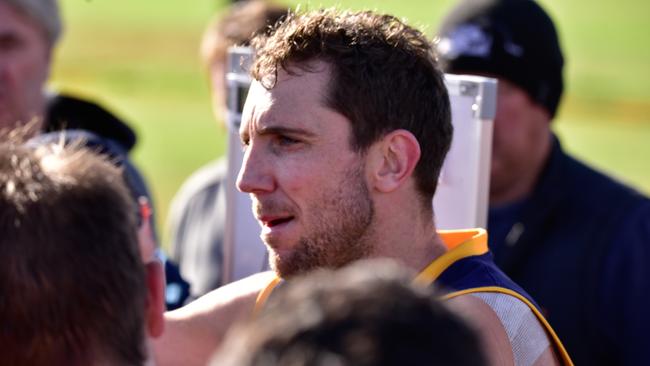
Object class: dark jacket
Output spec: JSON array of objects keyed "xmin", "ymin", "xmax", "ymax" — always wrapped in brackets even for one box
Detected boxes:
[{"xmin": 488, "ymin": 136, "xmax": 650, "ymax": 365}]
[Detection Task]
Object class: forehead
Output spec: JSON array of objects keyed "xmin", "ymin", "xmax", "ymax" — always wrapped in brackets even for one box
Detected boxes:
[
  {"xmin": 240, "ymin": 61, "xmax": 350, "ymax": 137},
  {"xmin": 0, "ymin": 2, "xmax": 43, "ymax": 39}
]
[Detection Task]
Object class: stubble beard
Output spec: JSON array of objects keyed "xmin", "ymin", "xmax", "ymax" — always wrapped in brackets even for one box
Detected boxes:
[{"xmin": 270, "ymin": 163, "xmax": 375, "ymax": 278}]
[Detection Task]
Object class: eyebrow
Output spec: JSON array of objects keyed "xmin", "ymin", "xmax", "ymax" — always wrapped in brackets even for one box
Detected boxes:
[
  {"xmin": 241, "ymin": 125, "xmax": 317, "ymax": 141},
  {"xmin": 0, "ymin": 31, "xmax": 20, "ymax": 43},
  {"xmin": 259, "ymin": 125, "xmax": 315, "ymax": 137}
]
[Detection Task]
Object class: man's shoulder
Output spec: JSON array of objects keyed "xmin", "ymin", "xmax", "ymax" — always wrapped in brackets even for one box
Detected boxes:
[
  {"xmin": 543, "ymin": 146, "xmax": 650, "ymax": 220},
  {"xmin": 172, "ymin": 158, "xmax": 228, "ymax": 204},
  {"xmin": 168, "ymin": 158, "xmax": 228, "ymax": 224},
  {"xmin": 448, "ymin": 292, "xmax": 565, "ymax": 365},
  {"xmin": 561, "ymin": 150, "xmax": 647, "ymax": 202},
  {"xmin": 438, "ymin": 251, "xmax": 538, "ymax": 305},
  {"xmin": 171, "ymin": 271, "xmax": 276, "ymax": 317},
  {"xmin": 156, "ymin": 271, "xmax": 276, "ymax": 366},
  {"xmin": 166, "ymin": 158, "xmax": 228, "ymax": 267}
]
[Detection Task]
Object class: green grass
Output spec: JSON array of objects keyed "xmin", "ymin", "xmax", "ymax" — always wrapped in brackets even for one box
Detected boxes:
[{"xmin": 51, "ymin": 0, "xmax": 650, "ymax": 249}]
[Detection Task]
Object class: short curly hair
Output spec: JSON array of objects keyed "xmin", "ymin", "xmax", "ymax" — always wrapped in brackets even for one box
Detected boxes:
[{"xmin": 251, "ymin": 9, "xmax": 452, "ymax": 201}]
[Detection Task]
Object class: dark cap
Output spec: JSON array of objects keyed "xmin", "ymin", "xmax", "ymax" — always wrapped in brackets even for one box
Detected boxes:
[{"xmin": 437, "ymin": 0, "xmax": 564, "ymax": 117}]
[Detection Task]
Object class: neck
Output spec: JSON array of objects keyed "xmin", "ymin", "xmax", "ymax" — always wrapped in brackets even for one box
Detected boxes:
[{"xmin": 370, "ymin": 200, "xmax": 448, "ymax": 274}]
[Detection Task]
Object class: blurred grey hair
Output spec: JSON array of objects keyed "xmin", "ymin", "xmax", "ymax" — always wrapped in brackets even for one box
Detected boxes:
[{"xmin": 3, "ymin": 0, "xmax": 63, "ymax": 45}]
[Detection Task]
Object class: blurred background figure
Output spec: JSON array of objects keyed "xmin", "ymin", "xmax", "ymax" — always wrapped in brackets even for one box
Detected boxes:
[
  {"xmin": 437, "ymin": 0, "xmax": 650, "ymax": 364},
  {"xmin": 0, "ymin": 0, "xmax": 54, "ymax": 131},
  {"xmin": 0, "ymin": 0, "xmax": 137, "ymax": 165},
  {"xmin": 167, "ymin": 0, "xmax": 289, "ymax": 300},
  {"xmin": 0, "ymin": 0, "xmax": 190, "ymax": 309},
  {"xmin": 213, "ymin": 260, "xmax": 487, "ymax": 366},
  {"xmin": 0, "ymin": 132, "xmax": 165, "ymax": 366}
]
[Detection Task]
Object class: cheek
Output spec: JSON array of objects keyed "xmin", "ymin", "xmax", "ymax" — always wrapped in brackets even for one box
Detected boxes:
[
  {"xmin": 211, "ymin": 93, "xmax": 225, "ymax": 122},
  {"xmin": 493, "ymin": 96, "xmax": 530, "ymax": 146},
  {"xmin": 276, "ymin": 155, "xmax": 346, "ymax": 201},
  {"xmin": 12, "ymin": 48, "xmax": 49, "ymax": 98},
  {"xmin": 276, "ymin": 162, "xmax": 323, "ymax": 198},
  {"xmin": 28, "ymin": 53, "xmax": 49, "ymax": 85},
  {"xmin": 210, "ymin": 76, "xmax": 227, "ymax": 120}
]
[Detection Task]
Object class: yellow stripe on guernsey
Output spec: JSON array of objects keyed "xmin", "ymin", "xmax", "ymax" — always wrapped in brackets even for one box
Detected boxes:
[
  {"xmin": 253, "ymin": 228, "xmax": 572, "ymax": 365},
  {"xmin": 253, "ymin": 276, "xmax": 282, "ymax": 317},
  {"xmin": 442, "ymin": 286, "xmax": 573, "ymax": 366},
  {"xmin": 415, "ymin": 228, "xmax": 573, "ymax": 366},
  {"xmin": 413, "ymin": 228, "xmax": 489, "ymax": 286}
]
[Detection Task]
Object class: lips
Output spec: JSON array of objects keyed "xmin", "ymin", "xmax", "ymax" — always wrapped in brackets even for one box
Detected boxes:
[
  {"xmin": 257, "ymin": 213, "xmax": 297, "ymax": 249},
  {"xmin": 254, "ymin": 200, "xmax": 297, "ymax": 243},
  {"xmin": 259, "ymin": 215, "xmax": 295, "ymax": 228}
]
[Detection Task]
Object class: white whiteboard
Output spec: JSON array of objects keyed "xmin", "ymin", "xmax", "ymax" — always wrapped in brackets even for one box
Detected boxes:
[{"xmin": 434, "ymin": 74, "xmax": 496, "ymax": 230}]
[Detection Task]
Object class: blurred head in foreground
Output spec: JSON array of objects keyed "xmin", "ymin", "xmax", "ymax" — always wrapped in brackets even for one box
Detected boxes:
[
  {"xmin": 0, "ymin": 129, "xmax": 164, "ymax": 366},
  {"xmin": 214, "ymin": 260, "xmax": 487, "ymax": 366}
]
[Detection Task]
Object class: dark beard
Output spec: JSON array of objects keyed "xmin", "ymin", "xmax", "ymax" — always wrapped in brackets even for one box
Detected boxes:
[{"xmin": 271, "ymin": 163, "xmax": 375, "ymax": 278}]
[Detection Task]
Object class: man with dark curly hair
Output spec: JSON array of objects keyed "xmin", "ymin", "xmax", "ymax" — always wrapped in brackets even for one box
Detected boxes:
[{"xmin": 154, "ymin": 9, "xmax": 572, "ymax": 366}]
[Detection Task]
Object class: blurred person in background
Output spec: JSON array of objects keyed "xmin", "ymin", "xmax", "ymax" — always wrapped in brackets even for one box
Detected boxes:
[
  {"xmin": 213, "ymin": 260, "xmax": 487, "ymax": 366},
  {"xmin": 437, "ymin": 0, "xmax": 650, "ymax": 364},
  {"xmin": 0, "ymin": 0, "xmax": 190, "ymax": 309},
  {"xmin": 167, "ymin": 0, "xmax": 289, "ymax": 300},
  {"xmin": 0, "ymin": 132, "xmax": 165, "ymax": 366}
]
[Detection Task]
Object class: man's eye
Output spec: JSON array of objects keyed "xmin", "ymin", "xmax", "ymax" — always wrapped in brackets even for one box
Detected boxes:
[
  {"xmin": 0, "ymin": 35, "xmax": 21, "ymax": 52},
  {"xmin": 276, "ymin": 135, "xmax": 299, "ymax": 146},
  {"xmin": 240, "ymin": 138, "xmax": 250, "ymax": 151}
]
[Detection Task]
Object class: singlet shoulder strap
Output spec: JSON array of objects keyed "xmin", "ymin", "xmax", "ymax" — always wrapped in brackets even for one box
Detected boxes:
[
  {"xmin": 414, "ymin": 228, "xmax": 488, "ymax": 285},
  {"xmin": 253, "ymin": 276, "xmax": 282, "ymax": 317},
  {"xmin": 444, "ymin": 286, "xmax": 573, "ymax": 366}
]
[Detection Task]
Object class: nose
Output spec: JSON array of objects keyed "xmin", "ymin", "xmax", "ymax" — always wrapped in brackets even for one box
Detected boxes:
[{"xmin": 236, "ymin": 143, "xmax": 275, "ymax": 194}]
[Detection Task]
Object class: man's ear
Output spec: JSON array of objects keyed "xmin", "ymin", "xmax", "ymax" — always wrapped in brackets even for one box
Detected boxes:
[
  {"xmin": 145, "ymin": 260, "xmax": 166, "ymax": 338},
  {"xmin": 368, "ymin": 129, "xmax": 421, "ymax": 193}
]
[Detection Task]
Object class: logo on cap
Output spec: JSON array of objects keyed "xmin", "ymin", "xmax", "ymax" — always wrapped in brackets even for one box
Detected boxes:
[
  {"xmin": 438, "ymin": 24, "xmax": 492, "ymax": 60},
  {"xmin": 439, "ymin": 23, "xmax": 525, "ymax": 61}
]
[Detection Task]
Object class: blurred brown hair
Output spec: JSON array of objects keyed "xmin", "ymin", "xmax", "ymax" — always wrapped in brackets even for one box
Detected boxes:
[
  {"xmin": 214, "ymin": 259, "xmax": 487, "ymax": 366},
  {"xmin": 0, "ymin": 134, "xmax": 147, "ymax": 365},
  {"xmin": 200, "ymin": 0, "xmax": 289, "ymax": 68}
]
